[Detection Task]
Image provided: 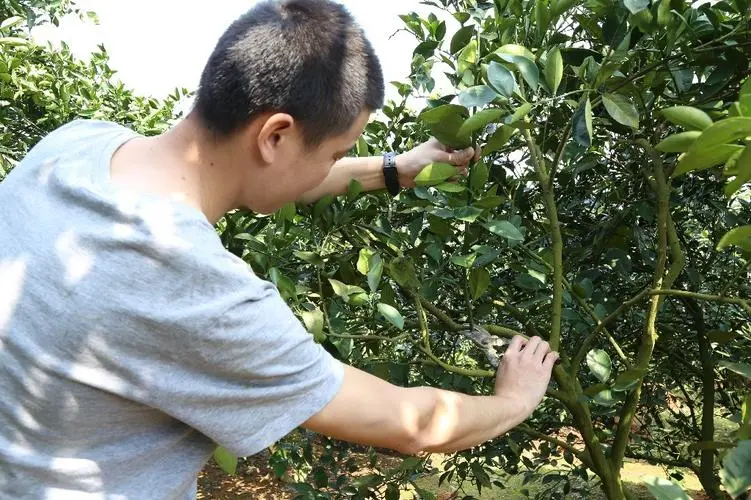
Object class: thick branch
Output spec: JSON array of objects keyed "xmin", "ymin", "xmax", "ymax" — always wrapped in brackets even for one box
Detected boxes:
[
  {"xmin": 683, "ymin": 299, "xmax": 722, "ymax": 499},
  {"xmin": 327, "ymin": 332, "xmax": 410, "ymax": 342},
  {"xmin": 611, "ymin": 139, "xmax": 683, "ymax": 471},
  {"xmin": 525, "ymin": 129, "xmax": 564, "ymax": 351}
]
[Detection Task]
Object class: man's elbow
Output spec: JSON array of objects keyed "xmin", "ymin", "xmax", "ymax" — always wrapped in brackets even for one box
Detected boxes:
[{"xmin": 393, "ymin": 387, "xmax": 453, "ymax": 455}]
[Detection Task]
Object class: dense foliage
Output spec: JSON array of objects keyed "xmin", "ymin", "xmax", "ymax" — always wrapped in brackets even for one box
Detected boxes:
[
  {"xmin": 2, "ymin": 0, "xmax": 750, "ymax": 499},
  {"xmin": 0, "ymin": 0, "xmax": 186, "ymax": 178}
]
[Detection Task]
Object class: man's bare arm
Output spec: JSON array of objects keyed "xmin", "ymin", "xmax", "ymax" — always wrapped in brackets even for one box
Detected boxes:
[
  {"xmin": 297, "ymin": 140, "xmax": 477, "ymax": 205},
  {"xmin": 302, "ymin": 336, "xmax": 558, "ymax": 455}
]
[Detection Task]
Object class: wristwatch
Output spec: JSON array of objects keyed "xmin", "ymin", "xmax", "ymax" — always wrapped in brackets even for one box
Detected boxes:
[{"xmin": 382, "ymin": 152, "xmax": 400, "ymax": 197}]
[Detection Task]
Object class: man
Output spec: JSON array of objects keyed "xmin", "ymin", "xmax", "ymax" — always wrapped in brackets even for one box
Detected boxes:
[{"xmin": 0, "ymin": 0, "xmax": 558, "ymax": 497}]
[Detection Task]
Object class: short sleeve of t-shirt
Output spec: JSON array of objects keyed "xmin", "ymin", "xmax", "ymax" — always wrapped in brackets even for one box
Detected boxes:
[
  {"xmin": 112, "ymin": 228, "xmax": 343, "ymax": 456},
  {"xmin": 5, "ymin": 119, "xmax": 345, "ymax": 459},
  {"xmin": 97, "ymin": 218, "xmax": 346, "ymax": 458}
]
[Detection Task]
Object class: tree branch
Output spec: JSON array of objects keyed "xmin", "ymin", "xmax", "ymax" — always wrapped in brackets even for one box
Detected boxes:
[
  {"xmin": 611, "ymin": 139, "xmax": 682, "ymax": 472},
  {"xmin": 521, "ymin": 130, "xmax": 564, "ymax": 352},
  {"xmin": 571, "ymin": 288, "xmax": 651, "ymax": 377},
  {"xmin": 647, "ymin": 289, "xmax": 751, "ymax": 315}
]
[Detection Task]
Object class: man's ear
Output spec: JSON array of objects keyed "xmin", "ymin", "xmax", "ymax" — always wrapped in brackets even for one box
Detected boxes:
[{"xmin": 256, "ymin": 112, "xmax": 296, "ymax": 165}]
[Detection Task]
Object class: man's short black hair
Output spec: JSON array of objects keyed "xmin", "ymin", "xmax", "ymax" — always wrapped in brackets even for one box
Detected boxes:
[{"xmin": 193, "ymin": 0, "xmax": 385, "ymax": 146}]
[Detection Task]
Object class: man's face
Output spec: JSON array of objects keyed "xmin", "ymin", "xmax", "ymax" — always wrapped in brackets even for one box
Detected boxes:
[{"xmin": 252, "ymin": 110, "xmax": 371, "ymax": 214}]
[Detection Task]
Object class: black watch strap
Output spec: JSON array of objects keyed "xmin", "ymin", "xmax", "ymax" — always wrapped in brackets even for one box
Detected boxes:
[{"xmin": 382, "ymin": 152, "xmax": 400, "ymax": 196}]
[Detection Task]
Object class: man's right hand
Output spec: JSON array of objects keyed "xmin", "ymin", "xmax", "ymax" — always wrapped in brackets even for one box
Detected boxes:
[{"xmin": 494, "ymin": 336, "xmax": 559, "ymax": 426}]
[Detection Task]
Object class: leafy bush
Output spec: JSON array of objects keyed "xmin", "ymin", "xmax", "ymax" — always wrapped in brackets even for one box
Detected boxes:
[{"xmin": 3, "ymin": 0, "xmax": 750, "ymax": 498}]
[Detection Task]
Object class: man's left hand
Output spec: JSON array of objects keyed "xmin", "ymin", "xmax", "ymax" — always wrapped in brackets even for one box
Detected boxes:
[{"xmin": 396, "ymin": 138, "xmax": 480, "ymax": 188}]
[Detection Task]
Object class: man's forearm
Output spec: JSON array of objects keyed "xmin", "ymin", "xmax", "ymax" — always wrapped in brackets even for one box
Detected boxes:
[
  {"xmin": 302, "ymin": 363, "xmax": 531, "ymax": 456},
  {"xmin": 298, "ymin": 156, "xmax": 384, "ymax": 205},
  {"xmin": 407, "ymin": 386, "xmax": 527, "ymax": 454}
]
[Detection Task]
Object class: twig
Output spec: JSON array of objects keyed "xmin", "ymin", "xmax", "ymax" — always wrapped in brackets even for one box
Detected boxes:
[
  {"xmin": 647, "ymin": 289, "xmax": 751, "ymax": 314},
  {"xmin": 516, "ymin": 424, "xmax": 594, "ymax": 470},
  {"xmin": 570, "ymin": 288, "xmax": 651, "ymax": 377}
]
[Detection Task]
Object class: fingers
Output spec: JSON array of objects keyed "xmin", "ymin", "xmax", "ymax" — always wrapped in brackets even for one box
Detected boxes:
[
  {"xmin": 443, "ymin": 146, "xmax": 475, "ymax": 166},
  {"xmin": 543, "ymin": 351, "xmax": 560, "ymax": 370},
  {"xmin": 518, "ymin": 336, "xmax": 558, "ymax": 366},
  {"xmin": 522, "ymin": 336, "xmax": 541, "ymax": 358},
  {"xmin": 508, "ymin": 335, "xmax": 525, "ymax": 353},
  {"xmin": 533, "ymin": 339, "xmax": 551, "ymax": 361}
]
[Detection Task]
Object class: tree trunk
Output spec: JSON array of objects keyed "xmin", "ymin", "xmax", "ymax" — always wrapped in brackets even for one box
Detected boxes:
[{"xmin": 685, "ymin": 298, "xmax": 723, "ymax": 499}]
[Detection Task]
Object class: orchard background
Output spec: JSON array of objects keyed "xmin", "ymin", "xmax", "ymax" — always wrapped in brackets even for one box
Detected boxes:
[{"xmin": 1, "ymin": 0, "xmax": 750, "ymax": 498}]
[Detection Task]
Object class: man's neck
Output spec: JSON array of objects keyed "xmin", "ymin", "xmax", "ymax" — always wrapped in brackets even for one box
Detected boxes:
[{"xmin": 111, "ymin": 114, "xmax": 247, "ymax": 225}]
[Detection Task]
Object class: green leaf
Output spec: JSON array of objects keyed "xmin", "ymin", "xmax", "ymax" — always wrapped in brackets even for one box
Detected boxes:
[
  {"xmin": 367, "ymin": 253, "xmax": 383, "ymax": 292},
  {"xmin": 487, "ymin": 61, "xmax": 516, "ymax": 98},
  {"xmin": 720, "ymin": 441, "xmax": 751, "ymax": 498},
  {"xmin": 602, "ymin": 93, "xmax": 639, "ymax": 129},
  {"xmin": 276, "ymin": 201, "xmax": 296, "ymax": 221},
  {"xmin": 294, "ymin": 250, "xmax": 323, "ymax": 268},
  {"xmin": 454, "ymin": 206, "xmax": 484, "ymax": 222},
  {"xmin": 482, "ymin": 125, "xmax": 516, "ymax": 156},
  {"xmin": 214, "ymin": 446, "xmax": 238, "ymax": 475},
  {"xmin": 496, "ymin": 44, "xmax": 536, "ymax": 61},
  {"xmin": 689, "ymin": 117, "xmax": 751, "ymax": 152},
  {"xmin": 656, "ymin": 131, "xmax": 701, "ymax": 153},
  {"xmin": 301, "ymin": 308, "xmax": 325, "ymax": 342},
  {"xmin": 738, "ymin": 75, "xmax": 751, "ymax": 97},
  {"xmin": 657, "ymin": 0, "xmax": 672, "ymax": 25},
  {"xmin": 328, "ymin": 279, "xmax": 366, "ymax": 298},
  {"xmin": 495, "ymin": 53, "xmax": 539, "ymax": 91},
  {"xmin": 486, "ymin": 219, "xmax": 525, "ymax": 241},
  {"xmin": 545, "ymin": 46, "xmax": 563, "ymax": 95},
  {"xmin": 269, "ymin": 268, "xmax": 297, "ymax": 300},
  {"xmin": 612, "ymin": 368, "xmax": 646, "ymax": 391},
  {"xmin": 346, "ymin": 178, "xmax": 364, "ymax": 201},
  {"xmin": 725, "ymin": 146, "xmax": 751, "ymax": 196},
  {"xmin": 572, "ymin": 97, "xmax": 593, "ymax": 147},
  {"xmin": 435, "ymin": 182, "xmax": 466, "ymax": 193},
  {"xmin": 592, "ymin": 389, "xmax": 619, "ymax": 407},
  {"xmin": 357, "ymin": 248, "xmax": 375, "ymax": 275},
  {"xmin": 458, "ymin": 85, "xmax": 497, "ymax": 108},
  {"xmin": 420, "ymin": 104, "xmax": 469, "ymax": 124},
  {"xmin": 388, "ymin": 256, "xmax": 419, "ymax": 289},
  {"xmin": 506, "ymin": 103, "xmax": 533, "ymax": 125},
  {"xmin": 419, "ymin": 104, "xmax": 471, "ymax": 149},
  {"xmin": 717, "ymin": 226, "xmax": 751, "ymax": 252},
  {"xmin": 586, "ymin": 349, "xmax": 612, "ymax": 383},
  {"xmin": 469, "ymin": 267, "xmax": 491, "ymax": 299},
  {"xmin": 450, "ymin": 25, "xmax": 475, "ymax": 54},
  {"xmin": 458, "ymin": 108, "xmax": 505, "ymax": 138},
  {"xmin": 644, "ymin": 476, "xmax": 691, "ymax": 500},
  {"xmin": 719, "ymin": 361, "xmax": 751, "ymax": 380},
  {"xmin": 0, "ymin": 36, "xmax": 29, "ymax": 47},
  {"xmin": 377, "ymin": 303, "xmax": 404, "ymax": 329},
  {"xmin": 355, "ymin": 135, "xmax": 369, "ymax": 157},
  {"xmin": 470, "ymin": 162, "xmax": 489, "ymax": 192},
  {"xmin": 415, "ymin": 162, "xmax": 459, "ymax": 186},
  {"xmin": 673, "ymin": 145, "xmax": 744, "ymax": 177},
  {"xmin": 661, "ymin": 106, "xmax": 713, "ymax": 131},
  {"xmin": 458, "ymin": 39, "xmax": 478, "ymax": 74},
  {"xmin": 451, "ymin": 253, "xmax": 477, "ymax": 268}
]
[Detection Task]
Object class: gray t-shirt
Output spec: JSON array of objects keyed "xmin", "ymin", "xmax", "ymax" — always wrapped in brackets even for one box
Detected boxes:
[{"xmin": 0, "ymin": 119, "xmax": 344, "ymax": 499}]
